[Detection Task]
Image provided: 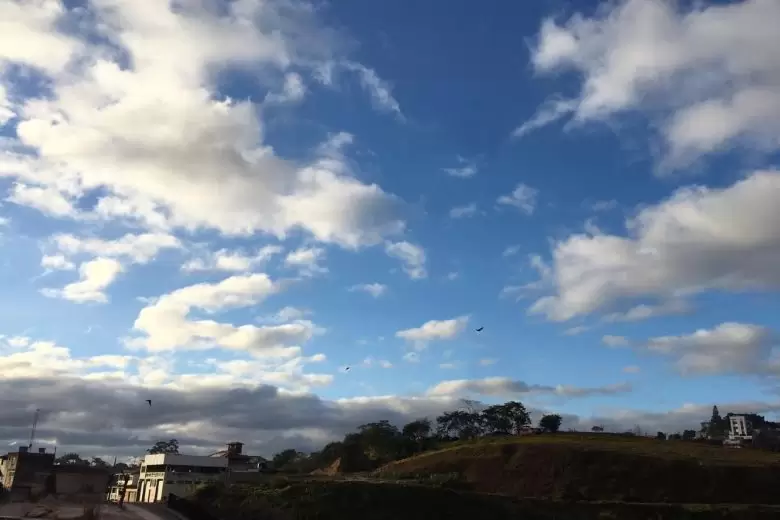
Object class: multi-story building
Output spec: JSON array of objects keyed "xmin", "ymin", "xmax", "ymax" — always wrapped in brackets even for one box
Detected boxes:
[
  {"xmin": 106, "ymin": 469, "xmax": 140, "ymax": 503},
  {"xmin": 0, "ymin": 447, "xmax": 55, "ymax": 499},
  {"xmin": 137, "ymin": 453, "xmax": 228, "ymax": 503}
]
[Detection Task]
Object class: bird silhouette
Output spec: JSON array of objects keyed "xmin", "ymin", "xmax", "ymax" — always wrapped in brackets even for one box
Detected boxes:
[
  {"xmin": 475, "ymin": 327, "xmax": 484, "ymax": 332},
  {"xmin": 145, "ymin": 400, "xmax": 152, "ymax": 406},
  {"xmin": 344, "ymin": 366, "xmax": 351, "ymax": 371}
]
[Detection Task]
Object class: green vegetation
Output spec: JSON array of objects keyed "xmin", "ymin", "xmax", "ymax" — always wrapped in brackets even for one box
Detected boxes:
[{"xmin": 182, "ymin": 401, "xmax": 780, "ymax": 519}]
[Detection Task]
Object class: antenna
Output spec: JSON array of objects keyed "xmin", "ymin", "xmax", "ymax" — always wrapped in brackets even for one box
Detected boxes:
[{"xmin": 28, "ymin": 408, "xmax": 40, "ymax": 449}]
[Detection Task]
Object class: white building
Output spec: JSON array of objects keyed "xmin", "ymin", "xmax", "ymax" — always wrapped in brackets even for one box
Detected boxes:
[
  {"xmin": 137, "ymin": 453, "xmax": 228, "ymax": 503},
  {"xmin": 729, "ymin": 415, "xmax": 752, "ymax": 440}
]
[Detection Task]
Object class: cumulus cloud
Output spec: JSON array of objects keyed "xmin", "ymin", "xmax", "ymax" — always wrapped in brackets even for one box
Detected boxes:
[
  {"xmin": 529, "ymin": 171, "xmax": 780, "ymax": 321},
  {"xmin": 41, "ymin": 254, "xmax": 75, "ymax": 271},
  {"xmin": 284, "ymin": 246, "xmax": 328, "ymax": 277},
  {"xmin": 265, "ymin": 72, "xmax": 306, "ymax": 105},
  {"xmin": 131, "ymin": 273, "xmax": 320, "ymax": 357},
  {"xmin": 497, "ymin": 183, "xmax": 538, "ymax": 215},
  {"xmin": 646, "ymin": 322, "xmax": 777, "ymax": 376},
  {"xmin": 42, "ymin": 257, "xmax": 123, "ymax": 303},
  {"xmin": 396, "ymin": 316, "xmax": 469, "ymax": 349},
  {"xmin": 449, "ymin": 203, "xmax": 478, "ymax": 219},
  {"xmin": 0, "ymin": 0, "xmax": 405, "ymax": 250},
  {"xmin": 443, "ymin": 157, "xmax": 478, "ymax": 179},
  {"xmin": 385, "ymin": 240, "xmax": 427, "ymax": 279},
  {"xmin": 348, "ymin": 283, "xmax": 387, "ymax": 298},
  {"xmin": 183, "ymin": 245, "xmax": 282, "ymax": 273},
  {"xmin": 602, "ymin": 335, "xmax": 630, "ymax": 348},
  {"xmin": 523, "ymin": 0, "xmax": 780, "ymax": 167},
  {"xmin": 427, "ymin": 377, "xmax": 632, "ymax": 399}
]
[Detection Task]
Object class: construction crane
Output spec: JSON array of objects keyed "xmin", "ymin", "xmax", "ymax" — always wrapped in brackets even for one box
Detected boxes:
[{"xmin": 28, "ymin": 408, "xmax": 40, "ymax": 449}]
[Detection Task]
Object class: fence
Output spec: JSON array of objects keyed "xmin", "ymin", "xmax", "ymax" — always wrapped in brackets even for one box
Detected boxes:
[{"xmin": 167, "ymin": 493, "xmax": 220, "ymax": 520}]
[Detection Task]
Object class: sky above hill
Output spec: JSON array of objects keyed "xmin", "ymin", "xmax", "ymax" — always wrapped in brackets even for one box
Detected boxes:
[{"xmin": 2, "ymin": 0, "xmax": 780, "ymax": 459}]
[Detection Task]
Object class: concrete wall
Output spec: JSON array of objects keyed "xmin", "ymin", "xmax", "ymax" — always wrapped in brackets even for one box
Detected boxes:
[
  {"xmin": 54, "ymin": 471, "xmax": 110, "ymax": 495},
  {"xmin": 143, "ymin": 453, "xmax": 228, "ymax": 468}
]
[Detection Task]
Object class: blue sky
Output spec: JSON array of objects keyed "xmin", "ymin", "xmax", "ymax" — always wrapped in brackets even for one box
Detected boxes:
[{"xmin": 2, "ymin": 0, "xmax": 780, "ymax": 456}]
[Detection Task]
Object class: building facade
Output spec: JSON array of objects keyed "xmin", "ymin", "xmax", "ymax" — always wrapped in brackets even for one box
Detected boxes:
[
  {"xmin": 107, "ymin": 470, "xmax": 140, "ymax": 503},
  {"xmin": 137, "ymin": 453, "xmax": 228, "ymax": 503},
  {"xmin": 0, "ymin": 447, "xmax": 55, "ymax": 500}
]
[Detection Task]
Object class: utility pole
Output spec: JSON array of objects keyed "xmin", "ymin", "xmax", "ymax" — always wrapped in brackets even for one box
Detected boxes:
[{"xmin": 28, "ymin": 409, "xmax": 40, "ymax": 449}]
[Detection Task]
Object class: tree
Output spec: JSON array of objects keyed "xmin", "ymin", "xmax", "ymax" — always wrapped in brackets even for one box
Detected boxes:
[
  {"xmin": 436, "ymin": 410, "xmax": 483, "ymax": 440},
  {"xmin": 591, "ymin": 425, "xmax": 604, "ymax": 433},
  {"xmin": 272, "ymin": 449, "xmax": 302, "ymax": 470},
  {"xmin": 656, "ymin": 432, "xmax": 666, "ymax": 440},
  {"xmin": 56, "ymin": 453, "xmax": 88, "ymax": 466},
  {"xmin": 91, "ymin": 457, "xmax": 109, "ymax": 468},
  {"xmin": 481, "ymin": 405, "xmax": 512, "ymax": 434},
  {"xmin": 501, "ymin": 401, "xmax": 531, "ymax": 434},
  {"xmin": 147, "ymin": 439, "xmax": 179, "ymax": 454},
  {"xmin": 668, "ymin": 433, "xmax": 682, "ymax": 440},
  {"xmin": 402, "ymin": 419, "xmax": 431, "ymax": 444},
  {"xmin": 357, "ymin": 420, "xmax": 402, "ymax": 461},
  {"xmin": 539, "ymin": 414, "xmax": 562, "ymax": 433},
  {"xmin": 682, "ymin": 429, "xmax": 696, "ymax": 441}
]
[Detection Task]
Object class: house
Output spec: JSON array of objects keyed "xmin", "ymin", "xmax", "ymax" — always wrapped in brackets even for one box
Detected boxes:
[
  {"xmin": 209, "ymin": 442, "xmax": 269, "ymax": 472},
  {"xmin": 106, "ymin": 469, "xmax": 140, "ymax": 503},
  {"xmin": 0, "ymin": 447, "xmax": 55, "ymax": 500},
  {"xmin": 137, "ymin": 453, "xmax": 228, "ymax": 502}
]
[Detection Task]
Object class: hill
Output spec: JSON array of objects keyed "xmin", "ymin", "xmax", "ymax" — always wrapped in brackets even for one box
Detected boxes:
[
  {"xmin": 190, "ymin": 479, "xmax": 780, "ymax": 520},
  {"xmin": 376, "ymin": 433, "xmax": 780, "ymax": 504}
]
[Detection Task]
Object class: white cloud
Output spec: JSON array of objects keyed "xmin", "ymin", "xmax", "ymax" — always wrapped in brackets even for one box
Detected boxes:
[
  {"xmin": 53, "ymin": 233, "xmax": 181, "ymax": 264},
  {"xmin": 0, "ymin": 85, "xmax": 14, "ymax": 125},
  {"xmin": 530, "ymin": 171, "xmax": 780, "ymax": 321},
  {"xmin": 0, "ymin": 0, "xmax": 405, "ymax": 250},
  {"xmin": 623, "ymin": 365, "xmax": 640, "ymax": 374},
  {"xmin": 646, "ymin": 323, "xmax": 776, "ymax": 376},
  {"xmin": 348, "ymin": 283, "xmax": 387, "ymax": 298},
  {"xmin": 396, "ymin": 316, "xmax": 469, "ymax": 348},
  {"xmin": 479, "ymin": 358, "xmax": 498, "ymax": 366},
  {"xmin": 497, "ymin": 183, "xmax": 538, "ymax": 214},
  {"xmin": 284, "ymin": 247, "xmax": 328, "ymax": 277},
  {"xmin": 385, "ymin": 240, "xmax": 427, "ymax": 279},
  {"xmin": 602, "ymin": 335, "xmax": 630, "ymax": 348},
  {"xmin": 341, "ymin": 62, "xmax": 402, "ymax": 117},
  {"xmin": 132, "ymin": 273, "xmax": 319, "ymax": 357},
  {"xmin": 42, "ymin": 257, "xmax": 123, "ymax": 303},
  {"xmin": 8, "ymin": 183, "xmax": 76, "ymax": 217},
  {"xmin": 265, "ymin": 72, "xmax": 306, "ymax": 104},
  {"xmin": 525, "ymin": 0, "xmax": 780, "ymax": 167},
  {"xmin": 503, "ymin": 245, "xmax": 521, "ymax": 257},
  {"xmin": 443, "ymin": 157, "xmax": 477, "ymax": 178},
  {"xmin": 183, "ymin": 245, "xmax": 282, "ymax": 273},
  {"xmin": 41, "ymin": 254, "xmax": 75, "ymax": 271},
  {"xmin": 427, "ymin": 377, "xmax": 632, "ymax": 398},
  {"xmin": 449, "ymin": 203, "xmax": 478, "ymax": 219},
  {"xmin": 362, "ymin": 357, "xmax": 393, "ymax": 369}
]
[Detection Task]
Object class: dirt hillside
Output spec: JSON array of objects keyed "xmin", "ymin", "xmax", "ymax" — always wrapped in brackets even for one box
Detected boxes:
[{"xmin": 376, "ymin": 434, "xmax": 780, "ymax": 504}]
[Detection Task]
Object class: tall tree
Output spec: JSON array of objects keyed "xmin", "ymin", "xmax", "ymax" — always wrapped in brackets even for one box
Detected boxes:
[
  {"xmin": 502, "ymin": 401, "xmax": 531, "ymax": 434},
  {"xmin": 147, "ymin": 439, "xmax": 179, "ymax": 454},
  {"xmin": 56, "ymin": 453, "xmax": 89, "ymax": 466},
  {"xmin": 539, "ymin": 414, "xmax": 562, "ymax": 433},
  {"xmin": 481, "ymin": 405, "xmax": 512, "ymax": 434},
  {"xmin": 402, "ymin": 419, "xmax": 432, "ymax": 443},
  {"xmin": 436, "ymin": 410, "xmax": 483, "ymax": 440},
  {"xmin": 271, "ymin": 449, "xmax": 302, "ymax": 469}
]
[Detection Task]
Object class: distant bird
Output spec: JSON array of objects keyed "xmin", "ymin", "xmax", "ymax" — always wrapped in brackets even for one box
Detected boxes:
[
  {"xmin": 145, "ymin": 400, "xmax": 152, "ymax": 407},
  {"xmin": 475, "ymin": 327, "xmax": 484, "ymax": 332},
  {"xmin": 344, "ymin": 366, "xmax": 351, "ymax": 372}
]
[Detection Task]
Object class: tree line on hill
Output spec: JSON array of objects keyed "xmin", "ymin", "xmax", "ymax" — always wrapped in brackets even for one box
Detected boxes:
[{"xmin": 269, "ymin": 401, "xmax": 562, "ymax": 473}]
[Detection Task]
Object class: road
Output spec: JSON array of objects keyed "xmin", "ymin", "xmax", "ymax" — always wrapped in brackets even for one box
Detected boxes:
[{"xmin": 125, "ymin": 503, "xmax": 188, "ymax": 520}]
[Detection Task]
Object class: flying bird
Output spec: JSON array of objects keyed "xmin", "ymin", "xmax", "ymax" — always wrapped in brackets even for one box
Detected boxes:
[
  {"xmin": 145, "ymin": 400, "xmax": 152, "ymax": 407},
  {"xmin": 344, "ymin": 366, "xmax": 351, "ymax": 372},
  {"xmin": 475, "ymin": 327, "xmax": 484, "ymax": 332}
]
